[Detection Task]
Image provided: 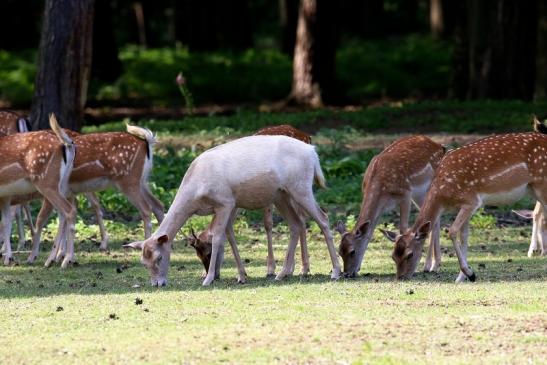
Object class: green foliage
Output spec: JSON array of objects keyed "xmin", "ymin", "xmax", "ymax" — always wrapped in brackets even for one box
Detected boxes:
[
  {"xmin": 470, "ymin": 209, "xmax": 497, "ymax": 230},
  {"xmin": 0, "ymin": 50, "xmax": 36, "ymax": 107},
  {"xmin": 337, "ymin": 34, "xmax": 452, "ymax": 100},
  {"xmin": 0, "ymin": 35, "xmax": 453, "ymax": 107}
]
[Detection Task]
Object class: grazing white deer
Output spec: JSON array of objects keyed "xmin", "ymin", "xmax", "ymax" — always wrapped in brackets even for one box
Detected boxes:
[
  {"xmin": 381, "ymin": 132, "xmax": 547, "ymax": 282},
  {"xmin": 125, "ymin": 135, "xmax": 341, "ymax": 287},
  {"xmin": 336, "ymin": 135, "xmax": 446, "ymax": 277},
  {"xmin": 28, "ymin": 124, "xmax": 164, "ymax": 264},
  {"xmin": 189, "ymin": 125, "xmax": 312, "ymax": 278},
  {"xmin": 0, "ymin": 114, "xmax": 76, "ymax": 267}
]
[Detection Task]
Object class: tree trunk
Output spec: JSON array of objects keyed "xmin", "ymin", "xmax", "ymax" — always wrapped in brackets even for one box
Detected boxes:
[
  {"xmin": 430, "ymin": 0, "xmax": 444, "ymax": 37},
  {"xmin": 465, "ymin": 0, "xmax": 538, "ymax": 100},
  {"xmin": 289, "ymin": 0, "xmax": 337, "ymax": 107},
  {"xmin": 31, "ymin": 0, "xmax": 95, "ymax": 131}
]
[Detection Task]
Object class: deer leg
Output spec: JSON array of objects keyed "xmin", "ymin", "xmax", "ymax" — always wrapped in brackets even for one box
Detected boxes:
[
  {"xmin": 274, "ymin": 194, "xmax": 302, "ymax": 281},
  {"xmin": 529, "ymin": 201, "xmax": 542, "ymax": 257},
  {"xmin": 455, "ymin": 219, "xmax": 470, "ymax": 282},
  {"xmin": 399, "ymin": 192, "xmax": 412, "ymax": 233},
  {"xmin": 117, "ymin": 182, "xmax": 153, "ymax": 238},
  {"xmin": 85, "ymin": 193, "xmax": 108, "ymax": 250},
  {"xmin": 290, "ymin": 189, "xmax": 341, "ymax": 280},
  {"xmin": 0, "ymin": 200, "xmax": 14, "ymax": 265},
  {"xmin": 431, "ymin": 218, "xmax": 442, "ymax": 272},
  {"xmin": 38, "ymin": 190, "xmax": 76, "ymax": 269},
  {"xmin": 202, "ymin": 206, "xmax": 233, "ymax": 286},
  {"xmin": 142, "ymin": 186, "xmax": 165, "ymax": 223},
  {"xmin": 28, "ymin": 199, "xmax": 54, "ymax": 264},
  {"xmin": 298, "ymin": 215, "xmax": 310, "ymax": 276},
  {"xmin": 23, "ymin": 204, "xmax": 36, "ymax": 238},
  {"xmin": 449, "ymin": 204, "xmax": 478, "ymax": 283},
  {"xmin": 15, "ymin": 205, "xmax": 26, "ymax": 250},
  {"xmin": 225, "ymin": 209, "xmax": 247, "ymax": 283},
  {"xmin": 263, "ymin": 205, "xmax": 275, "ymax": 277}
]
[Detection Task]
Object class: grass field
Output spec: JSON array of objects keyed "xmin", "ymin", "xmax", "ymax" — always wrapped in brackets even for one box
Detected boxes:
[{"xmin": 0, "ymin": 112, "xmax": 546, "ymax": 364}]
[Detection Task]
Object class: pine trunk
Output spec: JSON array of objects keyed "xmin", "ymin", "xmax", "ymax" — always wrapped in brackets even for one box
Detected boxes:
[
  {"xmin": 31, "ymin": 0, "xmax": 95, "ymax": 131},
  {"xmin": 289, "ymin": 0, "xmax": 337, "ymax": 107}
]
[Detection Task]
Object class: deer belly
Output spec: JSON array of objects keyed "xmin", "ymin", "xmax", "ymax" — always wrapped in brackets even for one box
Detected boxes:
[
  {"xmin": 480, "ymin": 184, "xmax": 529, "ymax": 206},
  {"xmin": 70, "ymin": 178, "xmax": 113, "ymax": 193},
  {"xmin": 0, "ymin": 179, "xmax": 36, "ymax": 197},
  {"xmin": 232, "ymin": 175, "xmax": 280, "ymax": 210}
]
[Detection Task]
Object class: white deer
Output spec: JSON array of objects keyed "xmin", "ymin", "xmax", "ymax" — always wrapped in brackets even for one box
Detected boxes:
[
  {"xmin": 125, "ymin": 135, "xmax": 341, "ymax": 286},
  {"xmin": 381, "ymin": 132, "xmax": 547, "ymax": 282}
]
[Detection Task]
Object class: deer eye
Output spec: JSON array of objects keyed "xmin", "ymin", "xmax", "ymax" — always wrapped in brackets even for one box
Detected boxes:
[
  {"xmin": 156, "ymin": 255, "xmax": 163, "ymax": 264},
  {"xmin": 406, "ymin": 253, "xmax": 413, "ymax": 261}
]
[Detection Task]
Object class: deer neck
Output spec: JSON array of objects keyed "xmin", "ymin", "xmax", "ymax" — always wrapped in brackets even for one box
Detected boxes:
[
  {"xmin": 155, "ymin": 186, "xmax": 196, "ymax": 240},
  {"xmin": 412, "ymin": 188, "xmax": 443, "ymax": 233}
]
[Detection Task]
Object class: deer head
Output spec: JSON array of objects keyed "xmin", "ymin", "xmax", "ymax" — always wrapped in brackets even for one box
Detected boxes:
[{"xmin": 124, "ymin": 234, "xmax": 171, "ymax": 286}]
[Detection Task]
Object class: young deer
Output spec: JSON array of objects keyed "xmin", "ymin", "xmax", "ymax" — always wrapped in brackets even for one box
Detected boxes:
[
  {"xmin": 382, "ymin": 132, "xmax": 547, "ymax": 282},
  {"xmin": 0, "ymin": 114, "xmax": 76, "ymax": 267},
  {"xmin": 188, "ymin": 125, "xmax": 312, "ymax": 278},
  {"xmin": 124, "ymin": 135, "xmax": 341, "ymax": 287},
  {"xmin": 28, "ymin": 124, "xmax": 165, "ymax": 264},
  {"xmin": 335, "ymin": 135, "xmax": 445, "ymax": 277}
]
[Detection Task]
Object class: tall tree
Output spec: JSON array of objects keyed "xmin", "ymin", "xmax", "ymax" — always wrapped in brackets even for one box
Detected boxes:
[
  {"xmin": 288, "ymin": 0, "xmax": 338, "ymax": 107},
  {"xmin": 453, "ymin": 0, "xmax": 538, "ymax": 100},
  {"xmin": 31, "ymin": 0, "xmax": 95, "ymax": 131}
]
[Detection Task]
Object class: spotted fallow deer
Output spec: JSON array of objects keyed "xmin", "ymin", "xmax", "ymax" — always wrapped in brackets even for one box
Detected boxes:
[
  {"xmin": 189, "ymin": 124, "xmax": 312, "ymax": 278},
  {"xmin": 511, "ymin": 116, "xmax": 547, "ymax": 257},
  {"xmin": 0, "ymin": 110, "xmax": 31, "ymax": 135},
  {"xmin": 28, "ymin": 124, "xmax": 165, "ymax": 264},
  {"xmin": 382, "ymin": 132, "xmax": 547, "ymax": 282},
  {"xmin": 124, "ymin": 135, "xmax": 340, "ymax": 287},
  {"xmin": 0, "ymin": 114, "xmax": 76, "ymax": 266},
  {"xmin": 335, "ymin": 135, "xmax": 446, "ymax": 277},
  {"xmin": 0, "ymin": 110, "xmax": 34, "ymax": 248}
]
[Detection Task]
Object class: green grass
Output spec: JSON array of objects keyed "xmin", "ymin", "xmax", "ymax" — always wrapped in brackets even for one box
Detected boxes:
[
  {"xmin": 1, "ymin": 124, "xmax": 546, "ymax": 364},
  {"xmin": 0, "ymin": 224, "xmax": 545, "ymax": 364}
]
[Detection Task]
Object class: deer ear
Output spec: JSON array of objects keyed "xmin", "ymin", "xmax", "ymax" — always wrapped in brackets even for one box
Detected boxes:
[
  {"xmin": 379, "ymin": 228, "xmax": 398, "ymax": 242},
  {"xmin": 123, "ymin": 241, "xmax": 144, "ymax": 250},
  {"xmin": 355, "ymin": 221, "xmax": 370, "ymax": 239},
  {"xmin": 157, "ymin": 235, "xmax": 169, "ymax": 245},
  {"xmin": 415, "ymin": 221, "xmax": 432, "ymax": 241},
  {"xmin": 335, "ymin": 220, "xmax": 346, "ymax": 234}
]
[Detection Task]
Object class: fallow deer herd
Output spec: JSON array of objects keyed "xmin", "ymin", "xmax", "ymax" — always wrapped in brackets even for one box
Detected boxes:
[{"xmin": 0, "ymin": 109, "xmax": 544, "ymax": 286}]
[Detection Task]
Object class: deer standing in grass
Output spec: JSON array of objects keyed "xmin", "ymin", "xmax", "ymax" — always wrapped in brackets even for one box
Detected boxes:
[
  {"xmin": 0, "ymin": 110, "xmax": 34, "ymax": 248},
  {"xmin": 125, "ymin": 135, "xmax": 340, "ymax": 287},
  {"xmin": 511, "ymin": 116, "xmax": 547, "ymax": 257},
  {"xmin": 335, "ymin": 135, "xmax": 445, "ymax": 277},
  {"xmin": 0, "ymin": 114, "xmax": 76, "ymax": 266},
  {"xmin": 188, "ymin": 124, "xmax": 312, "ymax": 278},
  {"xmin": 382, "ymin": 132, "xmax": 547, "ymax": 282},
  {"xmin": 28, "ymin": 124, "xmax": 164, "ymax": 264}
]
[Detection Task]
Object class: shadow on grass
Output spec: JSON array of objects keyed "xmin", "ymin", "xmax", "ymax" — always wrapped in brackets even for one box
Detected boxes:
[{"xmin": 0, "ymin": 238, "xmax": 545, "ymax": 299}]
